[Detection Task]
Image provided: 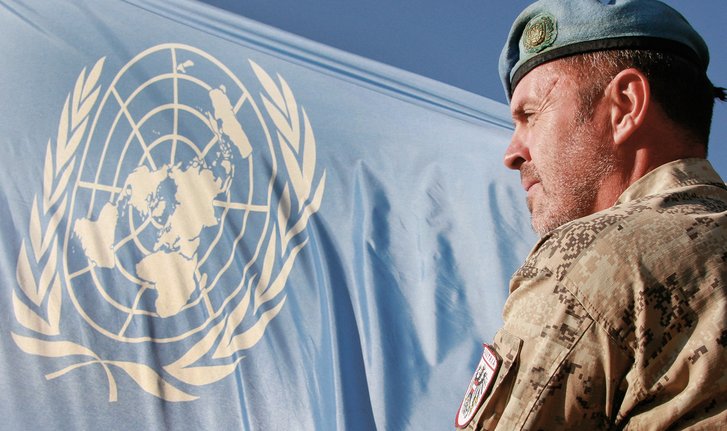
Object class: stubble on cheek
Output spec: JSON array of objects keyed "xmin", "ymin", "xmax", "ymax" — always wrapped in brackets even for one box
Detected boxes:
[{"xmin": 526, "ymin": 135, "xmax": 616, "ymax": 236}]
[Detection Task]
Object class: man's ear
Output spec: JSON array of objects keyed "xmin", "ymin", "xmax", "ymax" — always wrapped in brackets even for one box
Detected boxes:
[{"xmin": 606, "ymin": 68, "xmax": 650, "ymax": 146}]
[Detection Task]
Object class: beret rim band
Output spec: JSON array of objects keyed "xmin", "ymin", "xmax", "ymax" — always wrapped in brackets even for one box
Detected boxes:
[{"xmin": 508, "ymin": 36, "xmax": 707, "ymax": 97}]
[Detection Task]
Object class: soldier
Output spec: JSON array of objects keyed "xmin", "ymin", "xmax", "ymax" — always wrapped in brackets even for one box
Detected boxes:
[{"xmin": 455, "ymin": 0, "xmax": 727, "ymax": 429}]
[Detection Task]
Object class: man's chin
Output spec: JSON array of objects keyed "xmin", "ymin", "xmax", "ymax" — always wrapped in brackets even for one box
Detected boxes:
[{"xmin": 530, "ymin": 210, "xmax": 571, "ymax": 237}]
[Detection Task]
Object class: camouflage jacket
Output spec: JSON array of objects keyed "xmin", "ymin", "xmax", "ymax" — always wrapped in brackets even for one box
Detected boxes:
[{"xmin": 458, "ymin": 158, "xmax": 727, "ymax": 430}]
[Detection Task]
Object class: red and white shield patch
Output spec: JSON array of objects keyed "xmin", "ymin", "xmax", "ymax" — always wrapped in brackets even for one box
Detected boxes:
[{"xmin": 455, "ymin": 344, "xmax": 500, "ymax": 428}]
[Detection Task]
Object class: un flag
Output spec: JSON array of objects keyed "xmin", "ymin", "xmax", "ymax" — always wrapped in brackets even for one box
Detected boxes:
[{"xmin": 0, "ymin": 1, "xmax": 534, "ymax": 429}]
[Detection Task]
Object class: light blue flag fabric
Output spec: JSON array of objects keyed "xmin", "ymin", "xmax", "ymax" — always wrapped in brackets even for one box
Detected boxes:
[{"xmin": 0, "ymin": 0, "xmax": 536, "ymax": 429}]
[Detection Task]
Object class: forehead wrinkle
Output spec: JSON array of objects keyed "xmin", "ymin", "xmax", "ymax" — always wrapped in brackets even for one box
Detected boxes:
[
  {"xmin": 512, "ymin": 71, "xmax": 561, "ymax": 109},
  {"xmin": 534, "ymin": 75, "xmax": 560, "ymax": 105},
  {"xmin": 511, "ymin": 74, "xmax": 561, "ymax": 120}
]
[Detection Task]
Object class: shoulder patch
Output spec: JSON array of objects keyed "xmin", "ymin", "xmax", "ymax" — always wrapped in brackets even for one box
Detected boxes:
[{"xmin": 455, "ymin": 344, "xmax": 501, "ymax": 428}]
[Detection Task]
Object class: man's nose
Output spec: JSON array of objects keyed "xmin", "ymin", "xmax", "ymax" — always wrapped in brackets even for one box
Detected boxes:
[{"xmin": 503, "ymin": 129, "xmax": 530, "ymax": 170}]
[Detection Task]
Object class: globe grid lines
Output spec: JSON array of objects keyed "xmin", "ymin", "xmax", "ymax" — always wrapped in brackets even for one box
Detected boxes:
[{"xmin": 64, "ymin": 44, "xmax": 277, "ymax": 343}]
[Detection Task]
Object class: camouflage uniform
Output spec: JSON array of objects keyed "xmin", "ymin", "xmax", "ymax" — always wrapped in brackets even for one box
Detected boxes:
[{"xmin": 461, "ymin": 158, "xmax": 727, "ymax": 430}]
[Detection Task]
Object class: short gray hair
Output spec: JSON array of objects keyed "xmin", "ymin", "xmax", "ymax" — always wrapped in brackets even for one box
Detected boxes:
[{"xmin": 559, "ymin": 49, "xmax": 720, "ymax": 149}]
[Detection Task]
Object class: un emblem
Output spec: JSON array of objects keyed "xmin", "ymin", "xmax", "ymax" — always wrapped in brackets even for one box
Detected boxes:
[{"xmin": 11, "ymin": 44, "xmax": 326, "ymax": 401}]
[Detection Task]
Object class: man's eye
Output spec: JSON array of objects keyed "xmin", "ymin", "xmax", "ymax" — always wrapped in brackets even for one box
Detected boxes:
[{"xmin": 512, "ymin": 109, "xmax": 537, "ymax": 127}]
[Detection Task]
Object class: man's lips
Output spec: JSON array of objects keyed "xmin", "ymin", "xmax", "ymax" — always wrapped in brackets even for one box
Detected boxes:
[
  {"xmin": 519, "ymin": 164, "xmax": 540, "ymax": 192},
  {"xmin": 522, "ymin": 178, "xmax": 539, "ymax": 192}
]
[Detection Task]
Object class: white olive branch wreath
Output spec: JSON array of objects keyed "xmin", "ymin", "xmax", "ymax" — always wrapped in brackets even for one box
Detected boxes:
[
  {"xmin": 13, "ymin": 59, "xmax": 105, "ymax": 337},
  {"xmin": 11, "ymin": 54, "xmax": 325, "ymax": 402}
]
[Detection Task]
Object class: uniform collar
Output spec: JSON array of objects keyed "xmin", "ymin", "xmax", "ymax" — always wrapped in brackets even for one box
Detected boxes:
[{"xmin": 616, "ymin": 158, "xmax": 725, "ymax": 205}]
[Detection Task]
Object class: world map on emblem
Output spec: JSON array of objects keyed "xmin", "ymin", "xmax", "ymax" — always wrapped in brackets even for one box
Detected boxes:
[{"xmin": 65, "ymin": 45, "xmax": 276, "ymax": 342}]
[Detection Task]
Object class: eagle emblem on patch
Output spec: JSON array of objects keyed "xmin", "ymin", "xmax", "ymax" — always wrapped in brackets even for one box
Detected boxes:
[{"xmin": 455, "ymin": 344, "xmax": 500, "ymax": 428}]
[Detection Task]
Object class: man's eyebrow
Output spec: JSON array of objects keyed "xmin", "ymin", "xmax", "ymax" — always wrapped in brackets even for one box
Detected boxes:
[{"xmin": 511, "ymin": 105, "xmax": 527, "ymax": 120}]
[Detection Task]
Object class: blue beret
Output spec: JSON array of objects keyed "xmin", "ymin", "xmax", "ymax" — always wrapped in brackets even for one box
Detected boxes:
[{"xmin": 499, "ymin": 0, "xmax": 710, "ymax": 99}]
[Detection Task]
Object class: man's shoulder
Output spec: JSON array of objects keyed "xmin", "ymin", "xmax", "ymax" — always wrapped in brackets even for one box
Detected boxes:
[
  {"xmin": 546, "ymin": 182, "xmax": 727, "ymax": 349},
  {"xmin": 528, "ymin": 179, "xmax": 727, "ymax": 277}
]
